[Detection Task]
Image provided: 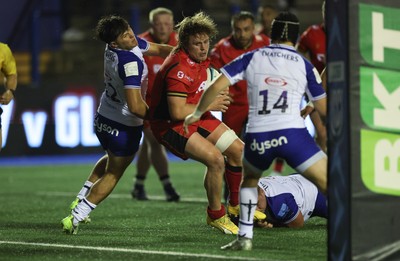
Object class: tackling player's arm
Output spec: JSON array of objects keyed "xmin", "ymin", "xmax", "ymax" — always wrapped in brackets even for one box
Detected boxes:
[
  {"xmin": 167, "ymin": 89, "xmax": 231, "ymax": 122},
  {"xmin": 197, "ymin": 74, "xmax": 231, "ymax": 112},
  {"xmin": 183, "ymin": 74, "xmax": 231, "ymax": 130},
  {"xmin": 125, "ymin": 88, "xmax": 149, "ymax": 119},
  {"xmin": 144, "ymin": 42, "xmax": 173, "ymax": 58}
]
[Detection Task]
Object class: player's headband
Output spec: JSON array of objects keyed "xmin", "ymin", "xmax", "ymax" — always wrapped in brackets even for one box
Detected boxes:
[
  {"xmin": 271, "ymin": 19, "xmax": 299, "ymax": 43},
  {"xmin": 271, "ymin": 20, "xmax": 300, "ymax": 25}
]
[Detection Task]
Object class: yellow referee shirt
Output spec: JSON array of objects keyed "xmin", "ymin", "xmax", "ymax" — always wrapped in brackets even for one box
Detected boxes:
[{"xmin": 0, "ymin": 42, "xmax": 17, "ymax": 76}]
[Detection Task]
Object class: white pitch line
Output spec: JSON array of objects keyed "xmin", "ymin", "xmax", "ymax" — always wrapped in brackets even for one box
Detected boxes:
[
  {"xmin": 0, "ymin": 241, "xmax": 274, "ymax": 261},
  {"xmin": 36, "ymin": 191, "xmax": 208, "ymax": 203}
]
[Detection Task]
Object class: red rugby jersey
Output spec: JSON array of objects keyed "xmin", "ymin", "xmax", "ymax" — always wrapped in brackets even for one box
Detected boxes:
[
  {"xmin": 210, "ymin": 34, "xmax": 270, "ymax": 105},
  {"xmin": 297, "ymin": 24, "xmax": 326, "ymax": 74},
  {"xmin": 149, "ymin": 49, "xmax": 211, "ymax": 121}
]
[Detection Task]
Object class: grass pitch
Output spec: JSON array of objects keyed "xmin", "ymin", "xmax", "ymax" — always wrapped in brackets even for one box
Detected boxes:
[{"xmin": 0, "ymin": 158, "xmax": 327, "ymax": 261}]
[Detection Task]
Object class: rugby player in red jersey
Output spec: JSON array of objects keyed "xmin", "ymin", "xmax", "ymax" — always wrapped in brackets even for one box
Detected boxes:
[{"xmin": 149, "ymin": 12, "xmax": 251, "ymax": 235}]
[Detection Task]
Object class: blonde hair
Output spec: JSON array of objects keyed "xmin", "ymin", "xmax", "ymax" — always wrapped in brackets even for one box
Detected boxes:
[
  {"xmin": 149, "ymin": 7, "xmax": 173, "ymax": 24},
  {"xmin": 175, "ymin": 11, "xmax": 218, "ymax": 50}
]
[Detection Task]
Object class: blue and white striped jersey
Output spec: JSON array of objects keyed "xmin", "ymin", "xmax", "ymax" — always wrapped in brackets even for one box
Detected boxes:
[
  {"xmin": 220, "ymin": 43, "xmax": 325, "ymax": 133},
  {"xmin": 98, "ymin": 37, "xmax": 149, "ymax": 126}
]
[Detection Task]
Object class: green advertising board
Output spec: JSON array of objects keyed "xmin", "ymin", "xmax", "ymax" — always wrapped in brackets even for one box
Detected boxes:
[
  {"xmin": 361, "ymin": 129, "xmax": 400, "ymax": 195},
  {"xmin": 329, "ymin": 1, "xmax": 400, "ymax": 259},
  {"xmin": 359, "ymin": 3, "xmax": 400, "ymax": 197}
]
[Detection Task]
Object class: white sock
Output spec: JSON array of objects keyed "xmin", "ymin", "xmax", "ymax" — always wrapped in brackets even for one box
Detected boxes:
[
  {"xmin": 238, "ymin": 187, "xmax": 258, "ymax": 239},
  {"xmin": 77, "ymin": 181, "xmax": 93, "ymax": 200},
  {"xmin": 72, "ymin": 198, "xmax": 97, "ymax": 225}
]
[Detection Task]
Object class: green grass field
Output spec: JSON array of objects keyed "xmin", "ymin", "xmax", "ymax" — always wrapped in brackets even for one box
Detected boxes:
[{"xmin": 0, "ymin": 160, "xmax": 327, "ymax": 261}]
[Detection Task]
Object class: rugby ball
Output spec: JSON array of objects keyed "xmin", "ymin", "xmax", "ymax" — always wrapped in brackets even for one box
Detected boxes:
[{"xmin": 206, "ymin": 67, "xmax": 221, "ymax": 89}]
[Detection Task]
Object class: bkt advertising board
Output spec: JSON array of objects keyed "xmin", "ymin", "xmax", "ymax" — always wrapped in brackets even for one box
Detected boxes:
[{"xmin": 328, "ymin": 1, "xmax": 400, "ymax": 260}]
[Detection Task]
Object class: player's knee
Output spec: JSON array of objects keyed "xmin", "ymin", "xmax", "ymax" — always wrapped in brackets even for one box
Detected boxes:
[
  {"xmin": 205, "ymin": 150, "xmax": 225, "ymax": 172},
  {"xmin": 215, "ymin": 129, "xmax": 240, "ymax": 153},
  {"xmin": 221, "ymin": 140, "xmax": 242, "ymax": 168}
]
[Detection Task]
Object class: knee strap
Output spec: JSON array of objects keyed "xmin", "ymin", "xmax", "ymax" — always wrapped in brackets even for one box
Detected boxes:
[{"xmin": 215, "ymin": 129, "xmax": 238, "ymax": 153}]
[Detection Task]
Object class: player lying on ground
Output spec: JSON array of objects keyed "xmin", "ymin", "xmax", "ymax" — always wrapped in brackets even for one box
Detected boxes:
[{"xmin": 254, "ymin": 173, "xmax": 327, "ymax": 229}]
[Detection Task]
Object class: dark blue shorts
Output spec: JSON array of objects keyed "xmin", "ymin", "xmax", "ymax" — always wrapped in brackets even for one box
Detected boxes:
[
  {"xmin": 94, "ymin": 114, "xmax": 143, "ymax": 157},
  {"xmin": 243, "ymin": 128, "xmax": 323, "ymax": 172}
]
